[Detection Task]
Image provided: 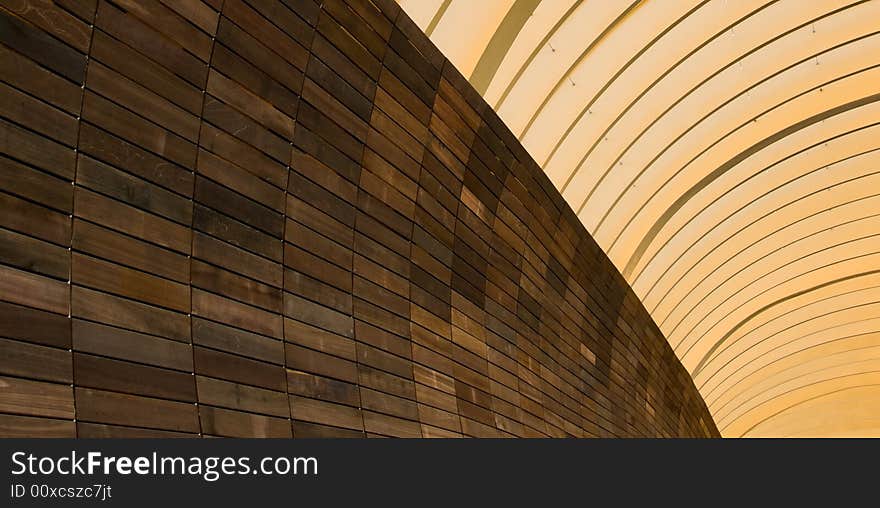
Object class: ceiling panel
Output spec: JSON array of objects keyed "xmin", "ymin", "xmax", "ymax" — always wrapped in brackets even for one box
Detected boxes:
[{"xmin": 399, "ymin": 0, "xmax": 880, "ymax": 436}]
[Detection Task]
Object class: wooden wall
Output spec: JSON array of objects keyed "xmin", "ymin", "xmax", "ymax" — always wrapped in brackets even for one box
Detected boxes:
[{"xmin": 0, "ymin": 0, "xmax": 718, "ymax": 438}]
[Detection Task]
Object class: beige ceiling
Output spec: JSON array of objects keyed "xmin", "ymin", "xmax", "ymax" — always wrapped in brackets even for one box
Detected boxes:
[{"xmin": 397, "ymin": 0, "xmax": 880, "ymax": 437}]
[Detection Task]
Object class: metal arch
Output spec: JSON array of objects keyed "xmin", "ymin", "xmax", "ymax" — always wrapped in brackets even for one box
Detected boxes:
[
  {"xmin": 637, "ymin": 118, "xmax": 880, "ymax": 314},
  {"xmin": 513, "ymin": 0, "xmax": 643, "ymax": 139},
  {"xmin": 712, "ymin": 338, "xmax": 880, "ymax": 422},
  {"xmin": 736, "ymin": 381, "xmax": 880, "ymax": 436},
  {"xmin": 720, "ymin": 363, "xmax": 880, "ymax": 432},
  {"xmin": 688, "ymin": 270, "xmax": 880, "ymax": 376},
  {"xmin": 625, "ymin": 92, "xmax": 880, "ymax": 291},
  {"xmin": 671, "ymin": 221, "xmax": 880, "ymax": 355},
  {"xmin": 666, "ymin": 209, "xmax": 880, "ymax": 348},
  {"xmin": 705, "ymin": 323, "xmax": 880, "ymax": 407},
  {"xmin": 492, "ymin": 0, "xmax": 585, "ymax": 110},
  {"xmin": 555, "ymin": 0, "xmax": 780, "ymax": 194},
  {"xmin": 536, "ymin": 0, "xmax": 712, "ymax": 168},
  {"xmin": 602, "ymin": 36, "xmax": 880, "ymax": 261},
  {"xmin": 655, "ymin": 148, "xmax": 880, "ymax": 335},
  {"xmin": 652, "ymin": 147, "xmax": 880, "ymax": 338},
  {"xmin": 697, "ymin": 286, "xmax": 880, "ymax": 391},
  {"xmin": 562, "ymin": 1, "xmax": 863, "ymax": 208}
]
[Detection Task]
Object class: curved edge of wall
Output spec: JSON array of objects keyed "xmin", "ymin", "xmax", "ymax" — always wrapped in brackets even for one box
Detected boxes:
[{"xmin": 0, "ymin": 0, "xmax": 718, "ymax": 438}]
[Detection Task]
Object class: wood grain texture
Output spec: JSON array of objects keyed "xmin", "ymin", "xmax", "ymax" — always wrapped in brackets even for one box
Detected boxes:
[{"xmin": 0, "ymin": 0, "xmax": 717, "ymax": 437}]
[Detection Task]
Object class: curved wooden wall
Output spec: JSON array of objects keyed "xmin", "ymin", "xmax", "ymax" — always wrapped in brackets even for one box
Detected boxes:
[{"xmin": 0, "ymin": 0, "xmax": 718, "ymax": 438}]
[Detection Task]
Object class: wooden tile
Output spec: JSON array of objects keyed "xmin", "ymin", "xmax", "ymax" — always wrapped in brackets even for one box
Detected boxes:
[
  {"xmin": 73, "ymin": 319, "xmax": 193, "ymax": 371},
  {"xmin": 0, "ymin": 413, "xmax": 75, "ymax": 437},
  {"xmin": 196, "ymin": 375, "xmax": 288, "ymax": 418},
  {"xmin": 193, "ymin": 317, "xmax": 284, "ymax": 364},
  {"xmin": 0, "ymin": 338, "xmax": 71, "ymax": 383},
  {"xmin": 72, "ymin": 252, "xmax": 190, "ymax": 312},
  {"xmin": 0, "ymin": 228, "xmax": 69, "ymax": 279},
  {"xmin": 72, "ymin": 286, "xmax": 189, "ymax": 342},
  {"xmin": 74, "ymin": 352, "xmax": 196, "ymax": 401},
  {"xmin": 0, "ymin": 265, "xmax": 68, "ymax": 315},
  {"xmin": 0, "ymin": 375, "xmax": 73, "ymax": 418},
  {"xmin": 75, "ymin": 387, "xmax": 199, "ymax": 432},
  {"xmin": 199, "ymin": 406, "xmax": 291, "ymax": 438},
  {"xmin": 95, "ymin": 0, "xmax": 207, "ymax": 87},
  {"xmin": 191, "ymin": 288, "xmax": 282, "ymax": 339},
  {"xmin": 0, "ymin": 301, "xmax": 70, "ymax": 348},
  {"xmin": 194, "ymin": 346, "xmax": 285, "ymax": 391},
  {"xmin": 0, "ymin": 7, "xmax": 86, "ymax": 82},
  {"xmin": 289, "ymin": 395, "xmax": 363, "ymax": 431},
  {"xmin": 76, "ymin": 422, "xmax": 193, "ymax": 438},
  {"xmin": 0, "ymin": 118, "xmax": 75, "ymax": 180}
]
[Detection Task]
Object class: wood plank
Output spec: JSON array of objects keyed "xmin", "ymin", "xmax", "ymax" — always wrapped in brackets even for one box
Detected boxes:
[
  {"xmin": 192, "ymin": 231, "xmax": 282, "ymax": 288},
  {"xmin": 3, "ymin": 0, "xmax": 91, "ymax": 52},
  {"xmin": 197, "ymin": 149, "xmax": 285, "ymax": 211},
  {"xmin": 196, "ymin": 375, "xmax": 288, "ymax": 418},
  {"xmin": 0, "ymin": 301, "xmax": 70, "ymax": 348},
  {"xmin": 111, "ymin": 0, "xmax": 213, "ymax": 61},
  {"xmin": 199, "ymin": 123, "xmax": 287, "ymax": 189},
  {"xmin": 286, "ymin": 369, "xmax": 360, "ymax": 406},
  {"xmin": 0, "ymin": 338, "xmax": 71, "ymax": 383},
  {"xmin": 95, "ymin": 0, "xmax": 207, "ymax": 87},
  {"xmin": 289, "ymin": 395, "xmax": 363, "ymax": 431},
  {"xmin": 285, "ymin": 343, "xmax": 357, "ymax": 384},
  {"xmin": 192, "ymin": 317, "xmax": 283, "ymax": 364},
  {"xmin": 201, "ymin": 96, "xmax": 290, "ymax": 164},
  {"xmin": 86, "ymin": 61, "xmax": 200, "ymax": 143},
  {"xmin": 212, "ymin": 22, "xmax": 301, "ymax": 116},
  {"xmin": 73, "ymin": 319, "xmax": 193, "ymax": 371},
  {"xmin": 0, "ymin": 7, "xmax": 86, "ymax": 82},
  {"xmin": 194, "ymin": 346, "xmax": 285, "ymax": 391},
  {"xmin": 0, "ymin": 118, "xmax": 75, "ymax": 179},
  {"xmin": 72, "ymin": 252, "xmax": 190, "ymax": 312},
  {"xmin": 192, "ymin": 259, "xmax": 281, "ymax": 312},
  {"xmin": 0, "ymin": 413, "xmax": 74, "ymax": 437},
  {"xmin": 81, "ymin": 91, "xmax": 196, "ymax": 169},
  {"xmin": 0, "ymin": 265, "xmax": 68, "ymax": 315},
  {"xmin": 284, "ymin": 318, "xmax": 356, "ymax": 361},
  {"xmin": 160, "ymin": 0, "xmax": 219, "ymax": 35},
  {"xmin": 292, "ymin": 420, "xmax": 363, "ymax": 438},
  {"xmin": 0, "ymin": 81, "xmax": 77, "ymax": 146},
  {"xmin": 191, "ymin": 288, "xmax": 282, "ymax": 339},
  {"xmin": 75, "ymin": 387, "xmax": 199, "ymax": 432},
  {"xmin": 221, "ymin": 0, "xmax": 308, "ymax": 70},
  {"xmin": 199, "ymin": 405, "xmax": 291, "ymax": 438},
  {"xmin": 71, "ymin": 286, "xmax": 190, "ymax": 342},
  {"xmin": 206, "ymin": 69, "xmax": 294, "ymax": 139},
  {"xmin": 78, "ymin": 123, "xmax": 193, "ymax": 197},
  {"xmin": 194, "ymin": 176, "xmax": 283, "ymax": 238},
  {"xmin": 72, "ymin": 219, "xmax": 189, "ymax": 283},
  {"xmin": 0, "ymin": 227, "xmax": 69, "ymax": 279},
  {"xmin": 89, "ymin": 29, "xmax": 202, "ymax": 114},
  {"xmin": 76, "ymin": 422, "xmax": 193, "ymax": 438},
  {"xmin": 0, "ymin": 375, "xmax": 73, "ymax": 418},
  {"xmin": 74, "ymin": 352, "xmax": 196, "ymax": 401},
  {"xmin": 75, "ymin": 188, "xmax": 191, "ymax": 254}
]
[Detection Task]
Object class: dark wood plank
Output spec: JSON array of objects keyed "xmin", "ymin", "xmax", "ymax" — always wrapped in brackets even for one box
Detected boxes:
[
  {"xmin": 0, "ymin": 375, "xmax": 73, "ymax": 418},
  {"xmin": 75, "ymin": 387, "xmax": 199, "ymax": 432}
]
